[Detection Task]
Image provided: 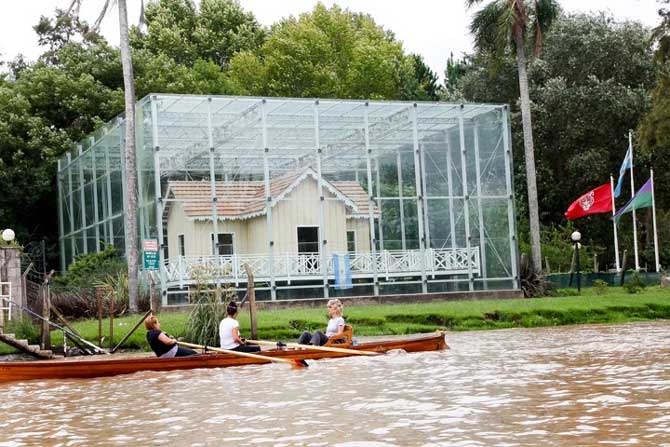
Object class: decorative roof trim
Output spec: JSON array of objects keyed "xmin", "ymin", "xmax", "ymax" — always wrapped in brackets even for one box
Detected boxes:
[
  {"xmin": 270, "ymin": 168, "xmax": 359, "ymax": 213},
  {"xmin": 165, "ymin": 167, "xmax": 368, "ymax": 220}
]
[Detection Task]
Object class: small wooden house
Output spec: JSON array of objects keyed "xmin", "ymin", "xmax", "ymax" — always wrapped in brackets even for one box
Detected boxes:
[{"xmin": 164, "ymin": 168, "xmax": 379, "ymax": 259}]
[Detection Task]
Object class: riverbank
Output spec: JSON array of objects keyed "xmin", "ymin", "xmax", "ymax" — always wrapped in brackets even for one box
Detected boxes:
[{"xmin": 1, "ymin": 286, "xmax": 668, "ymax": 355}]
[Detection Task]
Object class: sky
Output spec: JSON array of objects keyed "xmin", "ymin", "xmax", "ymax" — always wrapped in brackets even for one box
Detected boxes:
[{"xmin": 0, "ymin": 0, "xmax": 662, "ymax": 80}]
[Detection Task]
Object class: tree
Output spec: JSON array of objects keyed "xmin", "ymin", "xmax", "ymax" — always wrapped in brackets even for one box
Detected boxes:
[
  {"xmin": 641, "ymin": 2, "xmax": 670, "ymax": 212},
  {"xmin": 467, "ymin": 0, "xmax": 561, "ymax": 272},
  {"xmin": 406, "ymin": 54, "xmax": 441, "ymax": 100},
  {"xmin": 133, "ymin": 0, "xmax": 265, "ymax": 68},
  {"xmin": 0, "ymin": 86, "xmax": 71, "ymax": 246},
  {"xmin": 117, "ymin": 0, "xmax": 140, "ymax": 313},
  {"xmin": 443, "ymin": 53, "xmax": 471, "ymax": 95},
  {"xmin": 225, "ymin": 4, "xmax": 418, "ymax": 99},
  {"xmin": 651, "ymin": 0, "xmax": 670, "ymax": 63}
]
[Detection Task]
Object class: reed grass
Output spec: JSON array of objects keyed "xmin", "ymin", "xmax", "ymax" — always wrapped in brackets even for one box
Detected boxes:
[{"xmin": 1, "ymin": 286, "xmax": 669, "ymax": 355}]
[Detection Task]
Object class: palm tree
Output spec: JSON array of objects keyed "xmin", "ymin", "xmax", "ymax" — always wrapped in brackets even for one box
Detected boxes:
[
  {"xmin": 467, "ymin": 0, "xmax": 560, "ymax": 272},
  {"xmin": 651, "ymin": 0, "xmax": 670, "ymax": 64},
  {"xmin": 117, "ymin": 0, "xmax": 139, "ymax": 313},
  {"xmin": 69, "ymin": 0, "xmax": 141, "ymax": 312}
]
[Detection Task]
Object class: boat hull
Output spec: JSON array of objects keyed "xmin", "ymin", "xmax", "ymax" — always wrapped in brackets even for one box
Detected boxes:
[{"xmin": 0, "ymin": 334, "xmax": 447, "ymax": 383}]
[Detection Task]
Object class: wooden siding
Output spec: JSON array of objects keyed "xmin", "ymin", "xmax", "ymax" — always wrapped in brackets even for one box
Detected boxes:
[
  {"xmin": 346, "ymin": 218, "xmax": 372, "ymax": 252},
  {"xmin": 166, "ymin": 176, "xmax": 372, "ymax": 257}
]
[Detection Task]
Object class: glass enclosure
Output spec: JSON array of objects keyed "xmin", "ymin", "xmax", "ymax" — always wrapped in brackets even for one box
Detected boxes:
[{"xmin": 58, "ymin": 94, "xmax": 519, "ymax": 305}]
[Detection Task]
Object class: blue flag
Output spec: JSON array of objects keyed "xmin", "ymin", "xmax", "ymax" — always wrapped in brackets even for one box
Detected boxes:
[
  {"xmin": 614, "ymin": 144, "xmax": 632, "ymax": 198},
  {"xmin": 333, "ymin": 253, "xmax": 352, "ymax": 290}
]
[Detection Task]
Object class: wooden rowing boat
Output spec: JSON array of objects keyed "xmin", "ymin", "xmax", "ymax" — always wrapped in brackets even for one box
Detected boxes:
[{"xmin": 0, "ymin": 333, "xmax": 447, "ymax": 383}]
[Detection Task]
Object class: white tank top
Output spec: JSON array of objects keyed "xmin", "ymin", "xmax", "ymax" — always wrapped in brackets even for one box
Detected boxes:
[{"xmin": 219, "ymin": 317, "xmax": 240, "ymax": 349}]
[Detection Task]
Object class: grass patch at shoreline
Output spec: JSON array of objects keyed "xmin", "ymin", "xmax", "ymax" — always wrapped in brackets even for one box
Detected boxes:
[{"xmin": 1, "ymin": 286, "xmax": 668, "ymax": 355}]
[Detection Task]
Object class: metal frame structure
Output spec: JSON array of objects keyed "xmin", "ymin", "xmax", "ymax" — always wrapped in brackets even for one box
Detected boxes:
[{"xmin": 58, "ymin": 94, "xmax": 519, "ymax": 305}]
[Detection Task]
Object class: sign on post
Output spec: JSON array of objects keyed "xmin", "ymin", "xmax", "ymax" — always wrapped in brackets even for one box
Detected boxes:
[{"xmin": 143, "ymin": 239, "xmax": 159, "ymax": 270}]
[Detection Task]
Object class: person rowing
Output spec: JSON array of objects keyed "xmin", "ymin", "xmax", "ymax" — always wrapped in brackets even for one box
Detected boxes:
[
  {"xmin": 145, "ymin": 315, "xmax": 197, "ymax": 358},
  {"xmin": 219, "ymin": 301, "xmax": 262, "ymax": 353},
  {"xmin": 297, "ymin": 299, "xmax": 345, "ymax": 346}
]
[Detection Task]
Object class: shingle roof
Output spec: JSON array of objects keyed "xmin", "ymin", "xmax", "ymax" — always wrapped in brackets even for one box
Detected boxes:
[{"xmin": 166, "ymin": 168, "xmax": 379, "ymax": 220}]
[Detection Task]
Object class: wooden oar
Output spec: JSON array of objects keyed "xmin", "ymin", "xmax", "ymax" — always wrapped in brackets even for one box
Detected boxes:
[
  {"xmin": 177, "ymin": 341, "xmax": 307, "ymax": 368},
  {"xmin": 246, "ymin": 339, "xmax": 380, "ymax": 356}
]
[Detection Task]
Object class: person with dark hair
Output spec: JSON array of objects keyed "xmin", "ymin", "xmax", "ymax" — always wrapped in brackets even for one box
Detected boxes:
[
  {"xmin": 219, "ymin": 301, "xmax": 261, "ymax": 353},
  {"xmin": 144, "ymin": 315, "xmax": 197, "ymax": 358}
]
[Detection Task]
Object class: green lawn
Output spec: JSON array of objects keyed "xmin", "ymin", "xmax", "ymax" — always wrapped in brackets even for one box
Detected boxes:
[{"xmin": 2, "ymin": 286, "xmax": 669, "ymax": 355}]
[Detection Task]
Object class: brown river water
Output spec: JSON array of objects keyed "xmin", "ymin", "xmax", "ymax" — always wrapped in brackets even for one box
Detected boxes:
[{"xmin": 1, "ymin": 322, "xmax": 670, "ymax": 446}]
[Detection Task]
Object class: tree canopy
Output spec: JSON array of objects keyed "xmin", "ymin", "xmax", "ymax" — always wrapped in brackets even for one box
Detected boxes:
[{"xmin": 225, "ymin": 3, "xmax": 431, "ymax": 99}]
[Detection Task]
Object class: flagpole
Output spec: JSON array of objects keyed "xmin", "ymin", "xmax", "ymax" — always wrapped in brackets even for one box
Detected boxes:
[
  {"xmin": 651, "ymin": 169, "xmax": 660, "ymax": 272},
  {"xmin": 629, "ymin": 130, "xmax": 640, "ymax": 271},
  {"xmin": 610, "ymin": 175, "xmax": 621, "ymax": 272}
]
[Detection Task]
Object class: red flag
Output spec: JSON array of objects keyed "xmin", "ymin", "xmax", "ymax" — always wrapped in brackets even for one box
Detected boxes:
[{"xmin": 565, "ymin": 184, "xmax": 612, "ymax": 220}]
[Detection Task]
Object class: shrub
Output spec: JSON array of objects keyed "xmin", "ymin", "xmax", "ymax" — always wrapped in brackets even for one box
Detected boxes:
[
  {"xmin": 521, "ymin": 222, "xmax": 597, "ymax": 273},
  {"xmin": 95, "ymin": 272, "xmax": 129, "ymax": 315},
  {"xmin": 519, "ymin": 253, "xmax": 550, "ymax": 297},
  {"xmin": 52, "ymin": 244, "xmax": 126, "ymax": 291},
  {"xmin": 623, "ymin": 272, "xmax": 645, "ymax": 294},
  {"xmin": 5, "ymin": 317, "xmax": 40, "ymax": 344},
  {"xmin": 50, "ymin": 273, "xmax": 151, "ymax": 320},
  {"xmin": 593, "ymin": 279, "xmax": 609, "ymax": 295},
  {"xmin": 50, "ymin": 289, "xmax": 98, "ymax": 319},
  {"xmin": 186, "ymin": 266, "xmax": 234, "ymax": 346}
]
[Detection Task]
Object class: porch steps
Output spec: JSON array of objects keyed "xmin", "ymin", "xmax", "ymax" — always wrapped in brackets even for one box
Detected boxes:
[{"xmin": 0, "ymin": 330, "xmax": 54, "ymax": 359}]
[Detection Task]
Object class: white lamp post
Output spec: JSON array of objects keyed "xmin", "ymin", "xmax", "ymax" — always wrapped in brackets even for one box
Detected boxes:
[
  {"xmin": 1, "ymin": 229, "xmax": 15, "ymax": 243},
  {"xmin": 571, "ymin": 230, "xmax": 581, "ymax": 293}
]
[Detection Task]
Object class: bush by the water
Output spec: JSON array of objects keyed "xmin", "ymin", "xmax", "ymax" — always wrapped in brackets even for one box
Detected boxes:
[{"xmin": 186, "ymin": 267, "xmax": 236, "ymax": 346}]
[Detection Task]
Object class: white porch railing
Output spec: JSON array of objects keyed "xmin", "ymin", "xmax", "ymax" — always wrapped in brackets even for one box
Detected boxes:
[{"xmin": 162, "ymin": 248, "xmax": 480, "ymax": 287}]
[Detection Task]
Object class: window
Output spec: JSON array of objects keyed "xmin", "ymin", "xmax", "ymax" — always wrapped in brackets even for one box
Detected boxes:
[
  {"xmin": 347, "ymin": 230, "xmax": 356, "ymax": 253},
  {"xmin": 297, "ymin": 226, "xmax": 319, "ymax": 253},
  {"xmin": 177, "ymin": 234, "xmax": 185, "ymax": 257},
  {"xmin": 212, "ymin": 233, "xmax": 234, "ymax": 255}
]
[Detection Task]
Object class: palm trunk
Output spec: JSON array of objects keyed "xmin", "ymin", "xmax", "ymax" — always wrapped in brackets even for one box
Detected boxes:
[
  {"xmin": 118, "ymin": 0, "xmax": 139, "ymax": 312},
  {"xmin": 514, "ymin": 31, "xmax": 543, "ymax": 272}
]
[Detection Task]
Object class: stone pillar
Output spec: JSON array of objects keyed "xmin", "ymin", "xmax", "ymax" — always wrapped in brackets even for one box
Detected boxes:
[{"xmin": 0, "ymin": 246, "xmax": 25, "ymax": 322}]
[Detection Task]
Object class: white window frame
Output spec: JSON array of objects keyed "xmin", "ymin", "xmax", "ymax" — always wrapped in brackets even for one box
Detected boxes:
[
  {"xmin": 346, "ymin": 229, "xmax": 356, "ymax": 253},
  {"xmin": 211, "ymin": 232, "xmax": 235, "ymax": 256},
  {"xmin": 177, "ymin": 233, "xmax": 185, "ymax": 257}
]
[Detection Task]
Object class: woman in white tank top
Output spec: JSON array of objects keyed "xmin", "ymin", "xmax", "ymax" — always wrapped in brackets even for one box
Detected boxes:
[{"xmin": 219, "ymin": 301, "xmax": 261, "ymax": 353}]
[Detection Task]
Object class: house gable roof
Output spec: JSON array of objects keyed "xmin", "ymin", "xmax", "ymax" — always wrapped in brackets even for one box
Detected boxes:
[{"xmin": 165, "ymin": 168, "xmax": 379, "ymax": 221}]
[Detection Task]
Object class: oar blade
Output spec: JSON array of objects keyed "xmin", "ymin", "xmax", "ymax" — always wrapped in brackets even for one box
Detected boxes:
[{"xmin": 292, "ymin": 359, "xmax": 309, "ymax": 369}]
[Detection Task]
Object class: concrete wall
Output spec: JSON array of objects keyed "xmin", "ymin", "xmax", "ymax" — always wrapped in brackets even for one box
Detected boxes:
[{"xmin": 0, "ymin": 247, "xmax": 25, "ymax": 323}]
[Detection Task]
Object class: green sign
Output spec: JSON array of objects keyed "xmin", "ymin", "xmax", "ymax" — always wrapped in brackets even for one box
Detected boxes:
[{"xmin": 143, "ymin": 250, "xmax": 159, "ymax": 270}]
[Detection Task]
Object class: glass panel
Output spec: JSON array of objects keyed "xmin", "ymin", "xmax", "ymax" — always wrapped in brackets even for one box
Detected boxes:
[
  {"xmin": 84, "ymin": 183, "xmax": 94, "ymax": 225},
  {"xmin": 110, "ymin": 170, "xmax": 123, "ymax": 215},
  {"xmin": 62, "ymin": 95, "xmax": 516, "ymax": 295}
]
